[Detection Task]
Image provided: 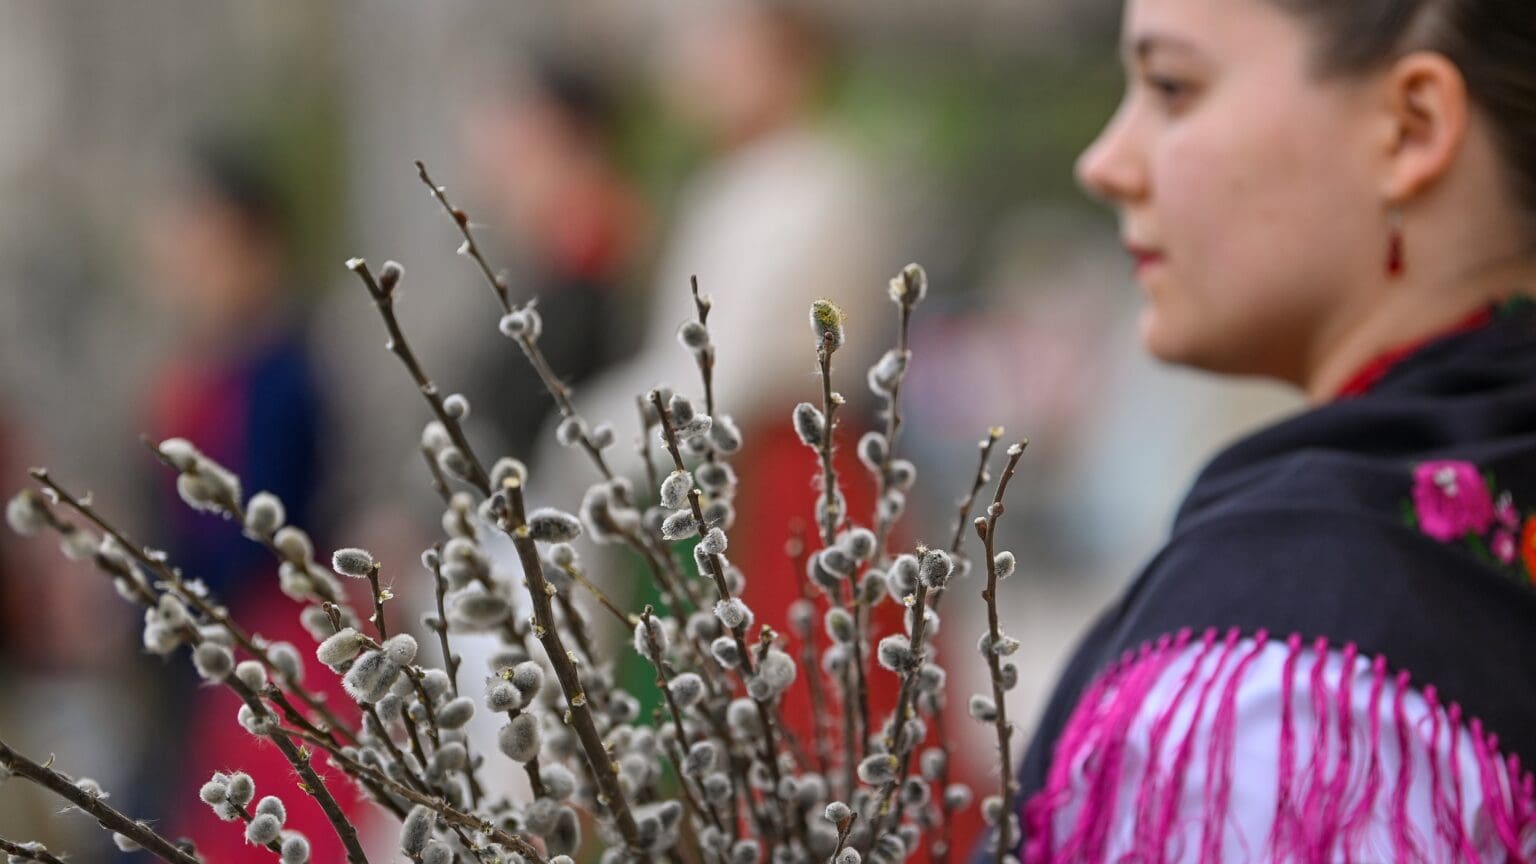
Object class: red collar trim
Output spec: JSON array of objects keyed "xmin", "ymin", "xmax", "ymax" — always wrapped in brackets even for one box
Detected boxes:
[{"xmin": 1332, "ymin": 306, "xmax": 1494, "ymax": 400}]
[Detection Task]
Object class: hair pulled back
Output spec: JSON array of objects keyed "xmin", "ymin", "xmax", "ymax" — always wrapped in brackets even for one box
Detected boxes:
[{"xmin": 1271, "ymin": 0, "xmax": 1536, "ymax": 228}]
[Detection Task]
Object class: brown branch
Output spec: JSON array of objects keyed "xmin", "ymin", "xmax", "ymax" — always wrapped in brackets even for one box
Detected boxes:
[
  {"xmin": 493, "ymin": 477, "xmax": 645, "ymax": 857},
  {"xmin": 347, "ymin": 259, "xmax": 491, "ymax": 495},
  {"xmin": 281, "ymin": 725, "xmax": 548, "ymax": 863},
  {"xmin": 975, "ymin": 441, "xmax": 1027, "ymax": 863},
  {"xmin": 0, "ymin": 738, "xmax": 201, "ymax": 864},
  {"xmin": 0, "ymin": 837, "xmax": 69, "ymax": 864}
]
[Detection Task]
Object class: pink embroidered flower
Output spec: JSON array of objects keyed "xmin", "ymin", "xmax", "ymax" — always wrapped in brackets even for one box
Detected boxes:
[
  {"xmin": 1493, "ymin": 530, "xmax": 1517, "ymax": 564},
  {"xmin": 1496, "ymin": 492, "xmax": 1520, "ymax": 529},
  {"xmin": 1412, "ymin": 460, "xmax": 1495, "ymax": 541}
]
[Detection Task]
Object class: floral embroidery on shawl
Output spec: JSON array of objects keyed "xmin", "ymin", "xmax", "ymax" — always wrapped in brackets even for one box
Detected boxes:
[{"xmin": 1403, "ymin": 459, "xmax": 1536, "ymax": 584}]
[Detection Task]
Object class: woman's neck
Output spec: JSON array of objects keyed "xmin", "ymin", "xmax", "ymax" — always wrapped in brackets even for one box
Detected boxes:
[{"xmin": 1303, "ymin": 249, "xmax": 1536, "ymax": 403}]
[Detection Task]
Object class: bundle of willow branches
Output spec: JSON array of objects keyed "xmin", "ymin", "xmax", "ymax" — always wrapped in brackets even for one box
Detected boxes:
[{"xmin": 2, "ymin": 162, "xmax": 1031, "ymax": 864}]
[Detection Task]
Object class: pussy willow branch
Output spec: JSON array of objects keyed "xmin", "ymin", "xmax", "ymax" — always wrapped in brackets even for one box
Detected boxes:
[
  {"xmin": 426, "ymin": 546, "xmax": 461, "ymax": 697},
  {"xmin": 686, "ymin": 276, "xmax": 722, "ymax": 468},
  {"xmin": 229, "ymin": 800, "xmax": 286, "ymax": 855},
  {"xmin": 281, "ymin": 724, "xmax": 549, "ymax": 864},
  {"xmin": 646, "ymin": 394, "xmax": 804, "ymax": 847},
  {"xmin": 649, "ymin": 391, "xmax": 755, "ymax": 678},
  {"xmin": 349, "ymin": 259, "xmax": 491, "ymax": 496},
  {"xmin": 494, "ymin": 478, "xmax": 645, "ymax": 857},
  {"xmin": 25, "ymin": 471, "xmax": 370, "ymax": 862},
  {"xmin": 31, "ymin": 469, "xmax": 360, "ymax": 746},
  {"xmin": 415, "ymin": 161, "xmax": 616, "ymax": 481},
  {"xmin": 871, "ymin": 276, "xmax": 918, "ymax": 567},
  {"xmin": 136, "ymin": 437, "xmax": 344, "ymax": 610},
  {"xmin": 975, "ymin": 441, "xmax": 1027, "ymax": 863},
  {"xmin": 810, "ymin": 339, "xmax": 872, "ymax": 763},
  {"xmin": 870, "ymin": 549, "xmax": 938, "ymax": 836},
  {"xmin": 788, "ymin": 524, "xmax": 833, "ymax": 778},
  {"xmin": 931, "ymin": 427, "xmax": 1002, "ymax": 864},
  {"xmin": 638, "ymin": 607, "xmax": 728, "ymax": 835},
  {"xmin": 264, "ymin": 686, "xmax": 407, "ymax": 820},
  {"xmin": 0, "ymin": 838, "xmax": 68, "ymax": 864},
  {"xmin": 0, "ymin": 739, "xmax": 200, "ymax": 864}
]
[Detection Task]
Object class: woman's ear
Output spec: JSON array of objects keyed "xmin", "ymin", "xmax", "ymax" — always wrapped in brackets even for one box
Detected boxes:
[{"xmin": 1378, "ymin": 50, "xmax": 1469, "ymax": 203}]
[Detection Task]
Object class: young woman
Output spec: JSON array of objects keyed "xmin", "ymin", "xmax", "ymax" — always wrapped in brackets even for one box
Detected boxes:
[{"xmin": 1011, "ymin": 0, "xmax": 1536, "ymax": 860}]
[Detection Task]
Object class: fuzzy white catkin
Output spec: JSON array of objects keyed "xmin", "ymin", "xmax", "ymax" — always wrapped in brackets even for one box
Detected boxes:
[
  {"xmin": 836, "ymin": 849, "xmax": 862, "ymax": 864},
  {"xmin": 343, "ymin": 651, "xmax": 400, "ymax": 703},
  {"xmin": 280, "ymin": 834, "xmax": 311, "ymax": 864},
  {"xmin": 254, "ymin": 795, "xmax": 286, "ymax": 823},
  {"xmin": 499, "ymin": 713, "xmax": 541, "ymax": 762},
  {"xmin": 968, "ymin": 694, "xmax": 998, "ymax": 723},
  {"xmin": 422, "ymin": 840, "xmax": 453, "ymax": 864},
  {"xmin": 877, "ymin": 635, "xmax": 917, "ymax": 672},
  {"xmin": 485, "ymin": 681, "xmax": 521, "ymax": 714},
  {"xmin": 526, "ymin": 507, "xmax": 583, "ymax": 542},
  {"xmin": 661, "ymin": 510, "xmax": 700, "ymax": 540},
  {"xmin": 511, "ymin": 661, "xmax": 544, "ymax": 699},
  {"xmin": 994, "ymin": 550, "xmax": 1017, "ymax": 580},
  {"xmin": 824, "ymin": 801, "xmax": 852, "ymax": 823},
  {"xmin": 199, "ymin": 777, "xmax": 228, "ymax": 805},
  {"xmin": 632, "ymin": 617, "xmax": 669, "ymax": 658},
  {"xmin": 659, "ymin": 470, "xmax": 692, "ymax": 510},
  {"xmin": 193, "ymin": 642, "xmax": 235, "ymax": 682},
  {"xmin": 157, "ymin": 437, "xmax": 200, "ymax": 471},
  {"xmin": 758, "ymin": 649, "xmax": 796, "ymax": 691},
  {"xmin": 435, "ymin": 697, "xmax": 476, "ymax": 730},
  {"xmin": 400, "ymin": 805, "xmax": 434, "ymax": 855},
  {"xmin": 245, "ymin": 814, "xmax": 282, "ymax": 846},
  {"xmin": 710, "ymin": 414, "xmax": 743, "ymax": 453},
  {"xmin": 443, "ymin": 393, "xmax": 470, "ymax": 420},
  {"xmin": 226, "ymin": 772, "xmax": 255, "ymax": 806},
  {"xmin": 669, "ymin": 672, "xmax": 705, "ymax": 708},
  {"xmin": 699, "ymin": 527, "xmax": 728, "ymax": 556},
  {"xmin": 555, "ymin": 416, "xmax": 587, "ymax": 447},
  {"xmin": 243, "ymin": 492, "xmax": 286, "ymax": 537},
  {"xmin": 714, "ymin": 598, "xmax": 751, "ymax": 630},
  {"xmin": 381, "ymin": 633, "xmax": 418, "ymax": 666},
  {"xmin": 5, "ymin": 490, "xmax": 46, "ymax": 535},
  {"xmin": 918, "ymin": 548, "xmax": 954, "ymax": 590},
  {"xmin": 857, "ymin": 754, "xmax": 899, "ymax": 785},
  {"xmin": 330, "ymin": 547, "xmax": 375, "ymax": 578},
  {"xmin": 454, "ymin": 592, "xmax": 511, "ymax": 629},
  {"xmin": 272, "ymin": 525, "xmax": 313, "ymax": 562},
  {"xmin": 543, "ymin": 763, "xmax": 578, "ymax": 800},
  {"xmin": 316, "ymin": 628, "xmax": 365, "ymax": 666},
  {"xmin": 234, "ymin": 660, "xmax": 267, "ymax": 692},
  {"xmin": 792, "ymin": 403, "xmax": 825, "ymax": 448}
]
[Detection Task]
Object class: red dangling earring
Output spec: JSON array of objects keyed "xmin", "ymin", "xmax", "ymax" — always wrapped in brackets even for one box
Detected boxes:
[{"xmin": 1386, "ymin": 206, "xmax": 1405, "ymax": 278}]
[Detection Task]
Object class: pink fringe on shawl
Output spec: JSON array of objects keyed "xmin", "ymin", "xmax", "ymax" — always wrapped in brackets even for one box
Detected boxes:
[{"xmin": 1020, "ymin": 630, "xmax": 1536, "ymax": 863}]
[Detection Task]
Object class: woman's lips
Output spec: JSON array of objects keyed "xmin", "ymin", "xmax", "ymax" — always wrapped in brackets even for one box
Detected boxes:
[{"xmin": 1125, "ymin": 243, "xmax": 1164, "ymax": 274}]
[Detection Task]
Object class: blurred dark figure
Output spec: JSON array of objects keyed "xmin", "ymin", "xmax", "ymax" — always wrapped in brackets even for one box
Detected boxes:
[
  {"xmin": 139, "ymin": 142, "xmax": 362, "ymax": 861},
  {"xmin": 462, "ymin": 58, "xmax": 647, "ymax": 461}
]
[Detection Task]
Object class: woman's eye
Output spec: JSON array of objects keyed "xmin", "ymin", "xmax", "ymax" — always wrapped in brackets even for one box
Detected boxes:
[{"xmin": 1144, "ymin": 75, "xmax": 1194, "ymax": 108}]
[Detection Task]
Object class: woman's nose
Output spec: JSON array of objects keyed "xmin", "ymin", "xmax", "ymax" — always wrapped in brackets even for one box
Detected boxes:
[{"xmin": 1075, "ymin": 104, "xmax": 1145, "ymax": 205}]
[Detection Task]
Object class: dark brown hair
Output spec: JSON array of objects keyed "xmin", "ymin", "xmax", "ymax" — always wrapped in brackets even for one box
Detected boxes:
[{"xmin": 1271, "ymin": 0, "xmax": 1536, "ymax": 227}]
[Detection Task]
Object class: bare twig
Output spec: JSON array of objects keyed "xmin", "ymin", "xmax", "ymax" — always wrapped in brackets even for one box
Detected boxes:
[
  {"xmin": 0, "ymin": 837, "xmax": 69, "ymax": 864},
  {"xmin": 975, "ymin": 440, "xmax": 1028, "ymax": 863},
  {"xmin": 0, "ymin": 738, "xmax": 201, "ymax": 864}
]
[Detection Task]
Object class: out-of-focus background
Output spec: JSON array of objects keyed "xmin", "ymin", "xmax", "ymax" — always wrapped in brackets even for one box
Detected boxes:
[{"xmin": 0, "ymin": 1, "xmax": 1299, "ymax": 860}]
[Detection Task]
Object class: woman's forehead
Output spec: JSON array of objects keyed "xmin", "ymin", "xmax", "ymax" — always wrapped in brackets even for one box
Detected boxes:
[{"xmin": 1121, "ymin": 0, "xmax": 1302, "ymax": 63}]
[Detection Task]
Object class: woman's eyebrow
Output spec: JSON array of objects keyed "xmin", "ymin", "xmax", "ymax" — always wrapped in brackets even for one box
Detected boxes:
[{"xmin": 1122, "ymin": 32, "xmax": 1202, "ymax": 64}]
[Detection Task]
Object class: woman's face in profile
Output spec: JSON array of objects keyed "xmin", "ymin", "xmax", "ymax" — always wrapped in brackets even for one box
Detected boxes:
[{"xmin": 1077, "ymin": 0, "xmax": 1384, "ymax": 381}]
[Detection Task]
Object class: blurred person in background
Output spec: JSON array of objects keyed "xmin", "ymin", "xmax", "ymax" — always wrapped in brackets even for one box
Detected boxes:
[
  {"xmin": 461, "ymin": 56, "xmax": 649, "ymax": 462},
  {"xmin": 139, "ymin": 141, "xmax": 364, "ymax": 861}
]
